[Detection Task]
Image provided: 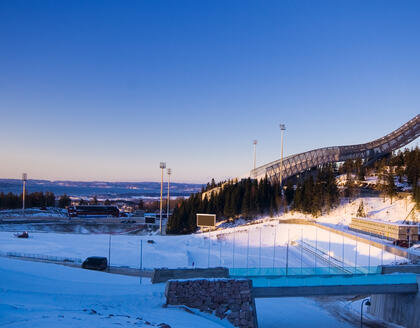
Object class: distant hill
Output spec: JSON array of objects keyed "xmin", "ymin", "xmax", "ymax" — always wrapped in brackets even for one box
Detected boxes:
[{"xmin": 0, "ymin": 179, "xmax": 203, "ymax": 199}]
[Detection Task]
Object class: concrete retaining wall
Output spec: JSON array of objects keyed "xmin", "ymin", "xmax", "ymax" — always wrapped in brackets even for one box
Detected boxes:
[
  {"xmin": 312, "ymin": 222, "xmax": 420, "ymax": 261},
  {"xmin": 165, "ymin": 278, "xmax": 257, "ymax": 328},
  {"xmin": 381, "ymin": 264, "xmax": 420, "ymax": 274},
  {"xmin": 369, "ymin": 276, "xmax": 420, "ymax": 328},
  {"xmin": 151, "ymin": 267, "xmax": 229, "ymax": 283}
]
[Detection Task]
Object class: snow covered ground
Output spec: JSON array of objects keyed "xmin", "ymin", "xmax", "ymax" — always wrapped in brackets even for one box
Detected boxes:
[
  {"xmin": 0, "ymin": 220, "xmax": 404, "ymax": 271},
  {"xmin": 278, "ymin": 196, "xmax": 418, "ymax": 226},
  {"xmin": 0, "ymin": 257, "xmax": 232, "ymax": 328},
  {"xmin": 1, "ymin": 257, "xmax": 391, "ymax": 328},
  {"xmin": 0, "ymin": 195, "xmax": 412, "ymax": 328}
]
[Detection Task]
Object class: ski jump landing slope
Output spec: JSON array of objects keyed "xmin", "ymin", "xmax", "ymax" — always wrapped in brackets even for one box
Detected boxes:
[{"xmin": 251, "ymin": 114, "xmax": 420, "ymax": 182}]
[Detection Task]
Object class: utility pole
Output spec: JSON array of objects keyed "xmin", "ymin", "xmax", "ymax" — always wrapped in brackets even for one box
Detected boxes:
[
  {"xmin": 167, "ymin": 168, "xmax": 171, "ymax": 223},
  {"xmin": 159, "ymin": 162, "xmax": 166, "ymax": 235},
  {"xmin": 22, "ymin": 173, "xmax": 27, "ymax": 216},
  {"xmin": 253, "ymin": 140, "xmax": 257, "ymax": 178},
  {"xmin": 279, "ymin": 124, "xmax": 286, "ymax": 186}
]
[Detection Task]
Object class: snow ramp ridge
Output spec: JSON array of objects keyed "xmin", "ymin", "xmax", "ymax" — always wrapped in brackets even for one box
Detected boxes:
[{"xmin": 251, "ymin": 114, "xmax": 420, "ymax": 182}]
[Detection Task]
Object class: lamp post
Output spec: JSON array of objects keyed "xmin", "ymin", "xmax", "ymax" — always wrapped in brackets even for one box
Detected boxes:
[
  {"xmin": 22, "ymin": 173, "xmax": 27, "ymax": 216},
  {"xmin": 361, "ymin": 298, "xmax": 371, "ymax": 328},
  {"xmin": 159, "ymin": 162, "xmax": 166, "ymax": 235},
  {"xmin": 167, "ymin": 168, "xmax": 171, "ymax": 223},
  {"xmin": 253, "ymin": 140, "xmax": 257, "ymax": 177},
  {"xmin": 279, "ymin": 124, "xmax": 286, "ymax": 186}
]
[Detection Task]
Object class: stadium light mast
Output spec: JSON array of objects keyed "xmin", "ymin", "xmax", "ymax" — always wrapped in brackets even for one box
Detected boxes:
[
  {"xmin": 279, "ymin": 124, "xmax": 286, "ymax": 186},
  {"xmin": 159, "ymin": 162, "xmax": 166, "ymax": 235},
  {"xmin": 253, "ymin": 140, "xmax": 257, "ymax": 177},
  {"xmin": 22, "ymin": 173, "xmax": 27, "ymax": 216},
  {"xmin": 167, "ymin": 168, "xmax": 171, "ymax": 223}
]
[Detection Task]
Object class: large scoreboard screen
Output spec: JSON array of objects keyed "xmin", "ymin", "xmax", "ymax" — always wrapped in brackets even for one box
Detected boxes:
[{"xmin": 196, "ymin": 213, "xmax": 216, "ymax": 227}]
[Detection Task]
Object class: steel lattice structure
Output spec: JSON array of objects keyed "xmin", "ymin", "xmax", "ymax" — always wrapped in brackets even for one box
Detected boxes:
[{"xmin": 251, "ymin": 114, "xmax": 420, "ymax": 183}]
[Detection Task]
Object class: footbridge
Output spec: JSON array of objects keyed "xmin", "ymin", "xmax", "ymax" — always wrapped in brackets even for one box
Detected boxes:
[
  {"xmin": 251, "ymin": 114, "xmax": 420, "ymax": 182},
  {"xmin": 230, "ymin": 267, "xmax": 419, "ymax": 298}
]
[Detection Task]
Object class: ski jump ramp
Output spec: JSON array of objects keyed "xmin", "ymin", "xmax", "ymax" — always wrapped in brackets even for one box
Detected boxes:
[{"xmin": 251, "ymin": 114, "xmax": 420, "ymax": 182}]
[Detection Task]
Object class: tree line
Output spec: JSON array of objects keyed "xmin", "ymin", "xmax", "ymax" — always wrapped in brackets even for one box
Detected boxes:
[
  {"xmin": 0, "ymin": 192, "xmax": 72, "ymax": 209},
  {"xmin": 167, "ymin": 164, "xmax": 339, "ymax": 234},
  {"xmin": 166, "ymin": 176, "xmax": 283, "ymax": 234}
]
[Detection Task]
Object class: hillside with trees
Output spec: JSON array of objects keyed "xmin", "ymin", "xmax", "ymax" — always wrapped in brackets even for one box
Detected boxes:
[{"xmin": 167, "ymin": 147, "xmax": 420, "ymax": 234}]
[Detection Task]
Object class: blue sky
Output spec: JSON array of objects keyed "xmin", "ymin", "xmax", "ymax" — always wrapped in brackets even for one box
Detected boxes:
[{"xmin": 0, "ymin": 1, "xmax": 419, "ymax": 183}]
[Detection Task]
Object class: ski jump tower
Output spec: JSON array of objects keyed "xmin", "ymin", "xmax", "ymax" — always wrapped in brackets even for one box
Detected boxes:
[{"xmin": 251, "ymin": 114, "xmax": 420, "ymax": 183}]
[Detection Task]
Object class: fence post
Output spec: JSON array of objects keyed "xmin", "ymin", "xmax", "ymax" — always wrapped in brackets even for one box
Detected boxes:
[
  {"xmin": 108, "ymin": 233, "xmax": 112, "ymax": 272},
  {"xmin": 328, "ymin": 231, "xmax": 331, "ymax": 274},
  {"xmin": 219, "ymin": 238, "xmax": 222, "ymax": 267},
  {"xmin": 259, "ymin": 227, "xmax": 262, "ymax": 272},
  {"xmin": 272, "ymin": 225, "xmax": 277, "ymax": 271},
  {"xmin": 381, "ymin": 234, "xmax": 384, "ymax": 266},
  {"xmin": 368, "ymin": 233, "xmax": 371, "ymax": 271},
  {"xmin": 355, "ymin": 239, "xmax": 358, "ymax": 273},
  {"xmin": 246, "ymin": 229, "xmax": 250, "ymax": 275},
  {"xmin": 300, "ymin": 228, "xmax": 303, "ymax": 274},
  {"xmin": 208, "ymin": 230, "xmax": 211, "ymax": 268},
  {"xmin": 286, "ymin": 229, "xmax": 289, "ymax": 276},
  {"xmin": 140, "ymin": 239, "xmax": 143, "ymax": 270},
  {"xmin": 342, "ymin": 235, "xmax": 345, "ymax": 269},
  {"xmin": 314, "ymin": 228, "xmax": 318, "ymax": 271},
  {"xmin": 232, "ymin": 228, "xmax": 236, "ymax": 269}
]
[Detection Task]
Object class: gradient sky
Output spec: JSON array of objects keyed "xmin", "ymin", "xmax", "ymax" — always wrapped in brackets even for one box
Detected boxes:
[{"xmin": 0, "ymin": 1, "xmax": 419, "ymax": 183}]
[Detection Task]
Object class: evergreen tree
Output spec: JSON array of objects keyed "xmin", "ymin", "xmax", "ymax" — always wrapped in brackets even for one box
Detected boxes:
[
  {"xmin": 45, "ymin": 192, "xmax": 56, "ymax": 207},
  {"xmin": 385, "ymin": 169, "xmax": 397, "ymax": 204},
  {"xmin": 356, "ymin": 201, "xmax": 366, "ymax": 217},
  {"xmin": 58, "ymin": 194, "xmax": 71, "ymax": 208},
  {"xmin": 284, "ymin": 181, "xmax": 295, "ymax": 205},
  {"xmin": 344, "ymin": 173, "xmax": 356, "ymax": 202}
]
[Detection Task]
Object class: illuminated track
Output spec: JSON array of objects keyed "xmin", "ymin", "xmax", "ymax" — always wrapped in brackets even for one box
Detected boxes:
[{"xmin": 251, "ymin": 114, "xmax": 420, "ymax": 182}]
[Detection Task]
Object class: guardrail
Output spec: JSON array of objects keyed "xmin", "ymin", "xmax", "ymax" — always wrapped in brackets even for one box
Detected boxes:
[{"xmin": 229, "ymin": 266, "xmax": 381, "ymax": 277}]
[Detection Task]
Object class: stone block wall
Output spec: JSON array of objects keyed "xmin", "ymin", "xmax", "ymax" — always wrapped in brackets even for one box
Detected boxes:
[{"xmin": 165, "ymin": 278, "xmax": 257, "ymax": 328}]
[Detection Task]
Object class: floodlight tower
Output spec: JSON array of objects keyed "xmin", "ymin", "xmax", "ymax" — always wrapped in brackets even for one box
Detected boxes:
[
  {"xmin": 22, "ymin": 173, "xmax": 27, "ymax": 216},
  {"xmin": 279, "ymin": 124, "xmax": 286, "ymax": 186},
  {"xmin": 253, "ymin": 140, "xmax": 257, "ymax": 177},
  {"xmin": 159, "ymin": 162, "xmax": 166, "ymax": 235},
  {"xmin": 167, "ymin": 168, "xmax": 172, "ymax": 222}
]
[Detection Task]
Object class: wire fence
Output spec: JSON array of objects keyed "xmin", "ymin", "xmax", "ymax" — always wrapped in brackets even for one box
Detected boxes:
[
  {"xmin": 0, "ymin": 250, "xmax": 82, "ymax": 264},
  {"xmin": 0, "ymin": 224, "xmax": 407, "ymax": 274}
]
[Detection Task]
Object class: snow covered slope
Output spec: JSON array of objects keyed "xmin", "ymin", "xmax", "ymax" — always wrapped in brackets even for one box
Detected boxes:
[
  {"xmin": 278, "ymin": 196, "xmax": 418, "ymax": 226},
  {"xmin": 0, "ymin": 257, "xmax": 232, "ymax": 328}
]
